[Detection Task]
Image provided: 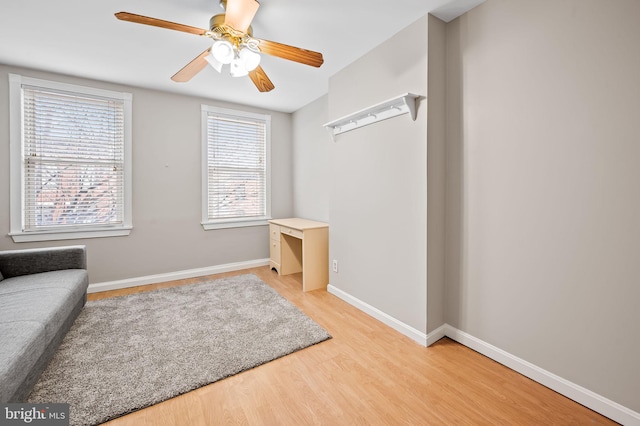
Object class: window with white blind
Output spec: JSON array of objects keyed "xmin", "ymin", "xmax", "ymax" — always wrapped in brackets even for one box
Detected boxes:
[
  {"xmin": 201, "ymin": 105, "xmax": 271, "ymax": 229},
  {"xmin": 9, "ymin": 74, "xmax": 132, "ymax": 242}
]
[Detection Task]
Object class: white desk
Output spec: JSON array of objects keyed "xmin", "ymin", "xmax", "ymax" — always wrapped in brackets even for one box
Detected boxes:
[{"xmin": 269, "ymin": 218, "xmax": 329, "ymax": 292}]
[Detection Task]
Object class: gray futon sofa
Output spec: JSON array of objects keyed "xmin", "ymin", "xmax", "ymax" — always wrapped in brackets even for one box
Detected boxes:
[{"xmin": 0, "ymin": 245, "xmax": 89, "ymax": 402}]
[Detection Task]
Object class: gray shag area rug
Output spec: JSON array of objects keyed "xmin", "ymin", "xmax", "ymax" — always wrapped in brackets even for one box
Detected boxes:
[{"xmin": 27, "ymin": 274, "xmax": 331, "ymax": 426}]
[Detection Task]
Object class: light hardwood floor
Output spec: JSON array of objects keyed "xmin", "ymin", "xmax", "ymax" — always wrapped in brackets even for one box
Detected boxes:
[{"xmin": 90, "ymin": 266, "xmax": 616, "ymax": 425}]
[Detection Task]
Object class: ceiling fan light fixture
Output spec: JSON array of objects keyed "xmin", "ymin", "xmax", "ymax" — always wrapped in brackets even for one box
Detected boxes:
[
  {"xmin": 211, "ymin": 40, "xmax": 234, "ymax": 64},
  {"xmin": 239, "ymin": 47, "xmax": 261, "ymax": 71},
  {"xmin": 204, "ymin": 52, "xmax": 223, "ymax": 73},
  {"xmin": 230, "ymin": 58, "xmax": 249, "ymax": 77}
]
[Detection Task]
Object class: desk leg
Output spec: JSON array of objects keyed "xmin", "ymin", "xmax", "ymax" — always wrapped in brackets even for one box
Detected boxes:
[{"xmin": 301, "ymin": 228, "xmax": 329, "ymax": 292}]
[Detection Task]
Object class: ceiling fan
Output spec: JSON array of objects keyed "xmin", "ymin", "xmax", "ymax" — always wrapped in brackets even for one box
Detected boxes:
[{"xmin": 115, "ymin": 0, "xmax": 324, "ymax": 93}]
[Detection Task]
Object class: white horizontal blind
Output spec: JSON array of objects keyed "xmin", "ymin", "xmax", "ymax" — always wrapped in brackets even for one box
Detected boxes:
[
  {"xmin": 22, "ymin": 86, "xmax": 125, "ymax": 231},
  {"xmin": 206, "ymin": 112, "xmax": 267, "ymax": 221}
]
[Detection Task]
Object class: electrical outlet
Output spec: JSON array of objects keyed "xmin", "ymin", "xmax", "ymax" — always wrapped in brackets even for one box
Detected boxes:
[{"xmin": 332, "ymin": 259, "xmax": 338, "ymax": 273}]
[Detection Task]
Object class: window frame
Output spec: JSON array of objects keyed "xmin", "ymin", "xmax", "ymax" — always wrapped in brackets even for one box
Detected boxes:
[
  {"xmin": 8, "ymin": 74, "xmax": 133, "ymax": 243},
  {"xmin": 201, "ymin": 105, "xmax": 271, "ymax": 230}
]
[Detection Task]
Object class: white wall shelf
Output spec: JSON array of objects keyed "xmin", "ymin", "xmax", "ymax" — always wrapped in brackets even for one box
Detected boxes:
[{"xmin": 323, "ymin": 93, "xmax": 420, "ymax": 140}]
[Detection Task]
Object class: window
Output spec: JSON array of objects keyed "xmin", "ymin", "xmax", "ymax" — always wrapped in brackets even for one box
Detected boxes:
[
  {"xmin": 201, "ymin": 105, "xmax": 271, "ymax": 229},
  {"xmin": 9, "ymin": 74, "xmax": 132, "ymax": 242}
]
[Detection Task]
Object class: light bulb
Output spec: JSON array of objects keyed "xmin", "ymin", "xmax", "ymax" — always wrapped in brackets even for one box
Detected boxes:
[
  {"xmin": 230, "ymin": 58, "xmax": 249, "ymax": 77},
  {"xmin": 211, "ymin": 40, "xmax": 234, "ymax": 64},
  {"xmin": 239, "ymin": 47, "xmax": 261, "ymax": 72}
]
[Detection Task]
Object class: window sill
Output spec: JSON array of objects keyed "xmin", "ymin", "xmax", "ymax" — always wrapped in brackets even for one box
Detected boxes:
[
  {"xmin": 201, "ymin": 218, "xmax": 270, "ymax": 230},
  {"xmin": 9, "ymin": 227, "xmax": 132, "ymax": 243}
]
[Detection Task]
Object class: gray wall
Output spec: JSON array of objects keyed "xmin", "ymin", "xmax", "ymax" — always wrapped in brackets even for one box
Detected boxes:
[
  {"xmin": 0, "ymin": 64, "xmax": 294, "ymax": 284},
  {"xmin": 291, "ymin": 94, "xmax": 331, "ymax": 222},
  {"xmin": 326, "ymin": 16, "xmax": 429, "ymax": 333},
  {"xmin": 426, "ymin": 15, "xmax": 447, "ymax": 333},
  {"xmin": 445, "ymin": 0, "xmax": 640, "ymax": 412},
  {"xmin": 291, "ymin": 15, "xmax": 448, "ymax": 336}
]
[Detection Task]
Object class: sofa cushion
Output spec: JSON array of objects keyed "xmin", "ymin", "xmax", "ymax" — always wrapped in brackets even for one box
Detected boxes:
[
  {"xmin": 0, "ymin": 270, "xmax": 88, "ymax": 345},
  {"xmin": 0, "ymin": 269, "xmax": 88, "ymax": 403},
  {"xmin": 0, "ymin": 269, "xmax": 88, "ymax": 300},
  {"xmin": 0, "ymin": 322, "xmax": 46, "ymax": 403}
]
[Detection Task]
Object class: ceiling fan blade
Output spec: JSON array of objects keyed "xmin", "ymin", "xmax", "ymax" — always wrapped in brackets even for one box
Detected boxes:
[
  {"xmin": 248, "ymin": 65, "xmax": 275, "ymax": 92},
  {"xmin": 171, "ymin": 49, "xmax": 211, "ymax": 82},
  {"xmin": 115, "ymin": 12, "xmax": 208, "ymax": 36},
  {"xmin": 223, "ymin": 0, "xmax": 260, "ymax": 33},
  {"xmin": 254, "ymin": 39, "xmax": 324, "ymax": 68}
]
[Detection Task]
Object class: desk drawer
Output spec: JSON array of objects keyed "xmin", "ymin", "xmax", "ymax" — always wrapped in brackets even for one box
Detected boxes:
[
  {"xmin": 281, "ymin": 227, "xmax": 303, "ymax": 239},
  {"xmin": 269, "ymin": 224, "xmax": 281, "ymax": 241},
  {"xmin": 270, "ymin": 238, "xmax": 281, "ymax": 264}
]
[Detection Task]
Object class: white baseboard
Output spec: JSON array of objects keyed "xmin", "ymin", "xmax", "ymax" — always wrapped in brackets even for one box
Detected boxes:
[
  {"xmin": 327, "ymin": 284, "xmax": 428, "ymax": 346},
  {"xmin": 324, "ymin": 285, "xmax": 639, "ymax": 425},
  {"xmin": 88, "ymin": 259, "xmax": 270, "ymax": 294},
  {"xmin": 426, "ymin": 323, "xmax": 448, "ymax": 347},
  {"xmin": 443, "ymin": 325, "xmax": 640, "ymax": 426}
]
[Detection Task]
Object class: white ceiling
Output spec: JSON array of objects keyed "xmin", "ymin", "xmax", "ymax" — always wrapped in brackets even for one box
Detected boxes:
[{"xmin": 0, "ymin": 0, "xmax": 483, "ymax": 113}]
